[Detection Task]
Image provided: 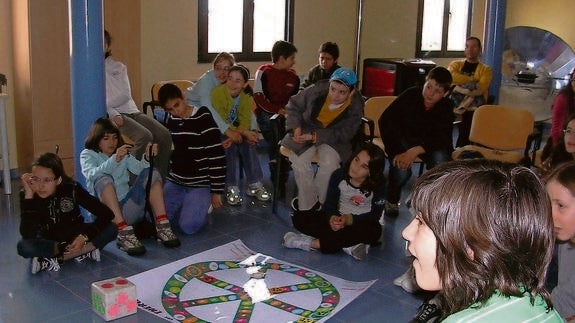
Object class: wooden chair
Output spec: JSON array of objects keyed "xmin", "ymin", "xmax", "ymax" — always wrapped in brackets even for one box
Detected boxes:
[
  {"xmin": 451, "ymin": 105, "xmax": 536, "ymax": 165},
  {"xmin": 362, "ymin": 96, "xmax": 425, "ymax": 175},
  {"xmin": 142, "ymin": 80, "xmax": 194, "ymax": 122}
]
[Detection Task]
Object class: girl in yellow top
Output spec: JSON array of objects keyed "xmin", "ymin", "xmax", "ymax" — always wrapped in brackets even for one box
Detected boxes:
[{"xmin": 211, "ymin": 65, "xmax": 271, "ymax": 205}]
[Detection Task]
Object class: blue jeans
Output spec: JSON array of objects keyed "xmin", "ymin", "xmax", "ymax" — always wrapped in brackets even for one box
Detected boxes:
[
  {"xmin": 386, "ymin": 150, "xmax": 451, "ymax": 204},
  {"xmin": 223, "ymin": 135, "xmax": 264, "ymax": 187},
  {"xmin": 164, "ymin": 181, "xmax": 211, "ymax": 235},
  {"xmin": 93, "ymin": 168, "xmax": 162, "ymax": 225},
  {"xmin": 17, "ymin": 222, "xmax": 117, "ymax": 258}
]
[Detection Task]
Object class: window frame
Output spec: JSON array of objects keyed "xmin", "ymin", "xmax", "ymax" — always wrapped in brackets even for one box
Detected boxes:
[
  {"xmin": 415, "ymin": 0, "xmax": 473, "ymax": 58},
  {"xmin": 198, "ymin": 0, "xmax": 295, "ymax": 63}
]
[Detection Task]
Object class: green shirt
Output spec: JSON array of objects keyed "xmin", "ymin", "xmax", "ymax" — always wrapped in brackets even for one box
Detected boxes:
[{"xmin": 443, "ymin": 291, "xmax": 564, "ymax": 322}]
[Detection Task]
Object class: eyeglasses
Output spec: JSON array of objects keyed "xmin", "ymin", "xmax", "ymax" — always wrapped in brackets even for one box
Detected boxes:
[
  {"xmin": 29, "ymin": 176, "xmax": 57, "ymax": 185},
  {"xmin": 214, "ymin": 66, "xmax": 231, "ymax": 72},
  {"xmin": 563, "ymin": 129, "xmax": 575, "ymax": 136}
]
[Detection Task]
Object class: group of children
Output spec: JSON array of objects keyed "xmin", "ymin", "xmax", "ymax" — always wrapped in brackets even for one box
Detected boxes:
[{"xmin": 14, "ymin": 33, "xmax": 575, "ymax": 321}]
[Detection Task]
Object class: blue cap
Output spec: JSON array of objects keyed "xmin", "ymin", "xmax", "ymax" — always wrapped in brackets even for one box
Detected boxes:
[{"xmin": 329, "ymin": 67, "xmax": 357, "ymax": 89}]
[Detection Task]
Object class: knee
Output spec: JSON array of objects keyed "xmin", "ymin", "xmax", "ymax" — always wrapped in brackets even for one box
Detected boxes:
[
  {"xmin": 94, "ymin": 175, "xmax": 115, "ymax": 196},
  {"xmin": 17, "ymin": 240, "xmax": 34, "ymax": 258}
]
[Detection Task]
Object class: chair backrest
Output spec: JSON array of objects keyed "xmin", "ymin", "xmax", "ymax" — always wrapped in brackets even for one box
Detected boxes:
[
  {"xmin": 142, "ymin": 80, "xmax": 194, "ymax": 119},
  {"xmin": 150, "ymin": 80, "xmax": 194, "ymax": 103},
  {"xmin": 469, "ymin": 105, "xmax": 534, "ymax": 151},
  {"xmin": 363, "ymin": 96, "xmax": 397, "ymax": 138}
]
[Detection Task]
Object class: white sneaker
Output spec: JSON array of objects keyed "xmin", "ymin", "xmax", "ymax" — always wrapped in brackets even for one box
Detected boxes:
[
  {"xmin": 74, "ymin": 249, "xmax": 101, "ymax": 262},
  {"xmin": 342, "ymin": 243, "xmax": 369, "ymax": 260},
  {"xmin": 247, "ymin": 182, "xmax": 271, "ymax": 201},
  {"xmin": 282, "ymin": 232, "xmax": 313, "ymax": 251},
  {"xmin": 393, "ymin": 268, "xmax": 420, "ymax": 293},
  {"xmin": 226, "ymin": 186, "xmax": 243, "ymax": 205},
  {"xmin": 31, "ymin": 257, "xmax": 61, "ymax": 274}
]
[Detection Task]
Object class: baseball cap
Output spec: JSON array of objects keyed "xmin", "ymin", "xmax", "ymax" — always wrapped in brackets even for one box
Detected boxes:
[{"xmin": 329, "ymin": 67, "xmax": 357, "ymax": 89}]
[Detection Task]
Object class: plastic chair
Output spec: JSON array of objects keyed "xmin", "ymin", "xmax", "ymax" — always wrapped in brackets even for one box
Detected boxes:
[
  {"xmin": 142, "ymin": 80, "xmax": 194, "ymax": 122},
  {"xmin": 451, "ymin": 105, "xmax": 537, "ymax": 165}
]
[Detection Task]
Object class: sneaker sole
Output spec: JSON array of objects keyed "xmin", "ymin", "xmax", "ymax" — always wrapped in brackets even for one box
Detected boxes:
[{"xmin": 116, "ymin": 243, "xmax": 147, "ymax": 256}]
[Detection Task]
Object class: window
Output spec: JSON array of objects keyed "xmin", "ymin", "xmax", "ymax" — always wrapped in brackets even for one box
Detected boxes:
[
  {"xmin": 416, "ymin": 0, "xmax": 472, "ymax": 58},
  {"xmin": 198, "ymin": 0, "xmax": 294, "ymax": 63}
]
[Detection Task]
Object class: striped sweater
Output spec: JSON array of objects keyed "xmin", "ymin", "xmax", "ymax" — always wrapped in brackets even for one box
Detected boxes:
[{"xmin": 165, "ymin": 106, "xmax": 226, "ymax": 193}]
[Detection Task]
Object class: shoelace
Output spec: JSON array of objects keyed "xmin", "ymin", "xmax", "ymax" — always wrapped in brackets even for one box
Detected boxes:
[{"xmin": 42, "ymin": 258, "xmax": 60, "ymax": 271}]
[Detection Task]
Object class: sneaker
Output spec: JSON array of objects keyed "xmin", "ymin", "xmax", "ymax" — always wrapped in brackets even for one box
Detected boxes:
[
  {"xmin": 31, "ymin": 257, "xmax": 60, "ymax": 274},
  {"xmin": 393, "ymin": 268, "xmax": 420, "ymax": 293},
  {"xmin": 117, "ymin": 227, "xmax": 146, "ymax": 256},
  {"xmin": 155, "ymin": 221, "xmax": 181, "ymax": 248},
  {"xmin": 247, "ymin": 183, "xmax": 271, "ymax": 201},
  {"xmin": 282, "ymin": 232, "xmax": 313, "ymax": 251},
  {"xmin": 226, "ymin": 186, "xmax": 243, "ymax": 206},
  {"xmin": 342, "ymin": 243, "xmax": 369, "ymax": 260},
  {"xmin": 384, "ymin": 201, "xmax": 400, "ymax": 217},
  {"xmin": 74, "ymin": 249, "xmax": 101, "ymax": 262},
  {"xmin": 410, "ymin": 302, "xmax": 441, "ymax": 322}
]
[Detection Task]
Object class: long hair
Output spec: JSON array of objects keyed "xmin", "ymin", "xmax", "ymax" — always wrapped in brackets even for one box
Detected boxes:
[
  {"xmin": 556, "ymin": 69, "xmax": 575, "ymax": 116},
  {"xmin": 343, "ymin": 142, "xmax": 385, "ymax": 194},
  {"xmin": 32, "ymin": 152, "xmax": 72, "ymax": 184},
  {"xmin": 545, "ymin": 160, "xmax": 575, "ymax": 244},
  {"xmin": 84, "ymin": 118, "xmax": 124, "ymax": 152},
  {"xmin": 411, "ymin": 159, "xmax": 554, "ymax": 318}
]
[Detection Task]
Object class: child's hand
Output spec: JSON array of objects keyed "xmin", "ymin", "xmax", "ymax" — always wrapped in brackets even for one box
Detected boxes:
[
  {"xmin": 115, "ymin": 144, "xmax": 132, "ymax": 162},
  {"xmin": 211, "ymin": 194, "xmax": 223, "ymax": 209},
  {"xmin": 20, "ymin": 173, "xmax": 35, "ymax": 198},
  {"xmin": 144, "ymin": 143, "xmax": 158, "ymax": 161},
  {"xmin": 66, "ymin": 234, "xmax": 87, "ymax": 254},
  {"xmin": 329, "ymin": 215, "xmax": 346, "ymax": 231},
  {"xmin": 225, "ymin": 129, "xmax": 243, "ymax": 144},
  {"xmin": 112, "ymin": 115, "xmax": 124, "ymax": 127},
  {"xmin": 243, "ymin": 130, "xmax": 259, "ymax": 145}
]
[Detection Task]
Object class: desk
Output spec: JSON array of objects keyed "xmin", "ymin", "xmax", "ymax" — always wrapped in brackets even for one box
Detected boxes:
[{"xmin": 0, "ymin": 94, "xmax": 10, "ymax": 194}]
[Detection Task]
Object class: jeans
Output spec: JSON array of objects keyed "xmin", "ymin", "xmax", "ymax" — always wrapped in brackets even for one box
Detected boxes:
[
  {"xmin": 289, "ymin": 144, "xmax": 340, "ymax": 210},
  {"xmin": 17, "ymin": 222, "xmax": 117, "ymax": 258},
  {"xmin": 386, "ymin": 150, "xmax": 451, "ymax": 204},
  {"xmin": 93, "ymin": 168, "xmax": 162, "ymax": 225},
  {"xmin": 223, "ymin": 135, "xmax": 264, "ymax": 187},
  {"xmin": 164, "ymin": 181, "xmax": 211, "ymax": 235}
]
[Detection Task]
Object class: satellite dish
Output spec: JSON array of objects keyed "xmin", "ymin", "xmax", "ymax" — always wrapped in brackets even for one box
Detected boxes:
[{"xmin": 499, "ymin": 26, "xmax": 575, "ymax": 121}]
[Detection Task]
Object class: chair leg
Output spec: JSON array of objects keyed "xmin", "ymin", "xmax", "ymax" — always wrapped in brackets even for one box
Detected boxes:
[{"xmin": 272, "ymin": 159, "xmax": 280, "ymax": 214}]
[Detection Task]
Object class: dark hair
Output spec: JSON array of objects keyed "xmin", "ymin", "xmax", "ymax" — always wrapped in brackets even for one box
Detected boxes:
[
  {"xmin": 426, "ymin": 66, "xmax": 453, "ymax": 92},
  {"xmin": 84, "ymin": 118, "xmax": 124, "ymax": 152},
  {"xmin": 545, "ymin": 160, "xmax": 575, "ymax": 244},
  {"xmin": 104, "ymin": 29, "xmax": 112, "ymax": 58},
  {"xmin": 411, "ymin": 159, "xmax": 554, "ymax": 318},
  {"xmin": 158, "ymin": 83, "xmax": 184, "ymax": 107},
  {"xmin": 319, "ymin": 42, "xmax": 339, "ymax": 60},
  {"xmin": 32, "ymin": 152, "xmax": 71, "ymax": 183},
  {"xmin": 556, "ymin": 67, "xmax": 575, "ymax": 116},
  {"xmin": 467, "ymin": 36, "xmax": 482, "ymax": 50},
  {"xmin": 228, "ymin": 64, "xmax": 253, "ymax": 96},
  {"xmin": 343, "ymin": 142, "xmax": 385, "ymax": 193},
  {"xmin": 546, "ymin": 113, "xmax": 575, "ymax": 169},
  {"xmin": 271, "ymin": 40, "xmax": 297, "ymax": 63}
]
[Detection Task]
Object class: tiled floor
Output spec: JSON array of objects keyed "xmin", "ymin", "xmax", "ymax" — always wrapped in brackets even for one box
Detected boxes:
[{"xmin": 0, "ymin": 157, "xmax": 430, "ymax": 322}]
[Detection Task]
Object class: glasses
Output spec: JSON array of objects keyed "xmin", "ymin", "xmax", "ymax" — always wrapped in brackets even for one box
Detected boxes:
[
  {"xmin": 214, "ymin": 66, "xmax": 231, "ymax": 72},
  {"xmin": 563, "ymin": 129, "xmax": 575, "ymax": 136},
  {"xmin": 29, "ymin": 176, "xmax": 57, "ymax": 185}
]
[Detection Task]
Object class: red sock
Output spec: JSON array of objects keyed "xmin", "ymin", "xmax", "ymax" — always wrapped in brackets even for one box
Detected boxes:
[
  {"xmin": 116, "ymin": 221, "xmax": 128, "ymax": 230},
  {"xmin": 155, "ymin": 214, "xmax": 168, "ymax": 224}
]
